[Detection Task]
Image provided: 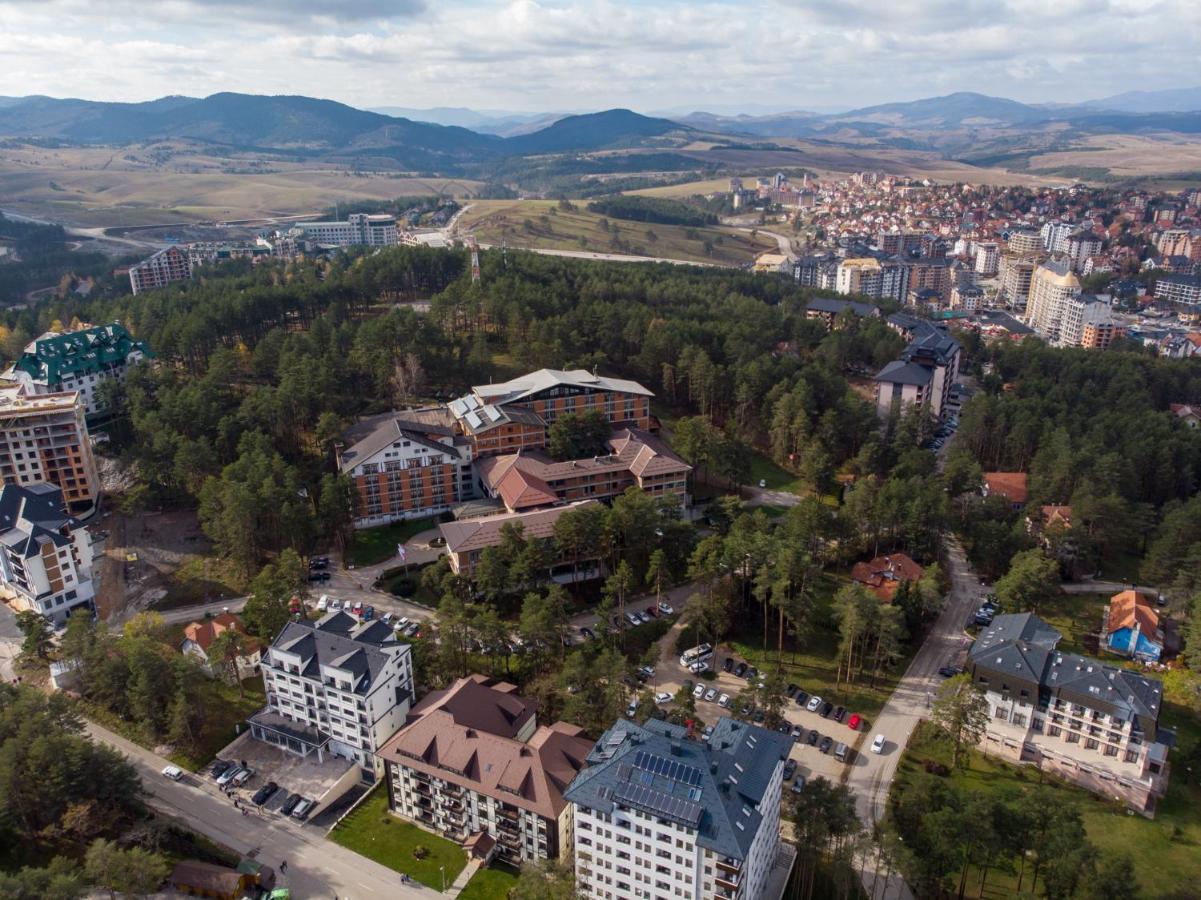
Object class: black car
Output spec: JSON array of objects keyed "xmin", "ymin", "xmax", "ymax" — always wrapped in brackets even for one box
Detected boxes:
[
  {"xmin": 806, "ymin": 729, "xmax": 819, "ymax": 746},
  {"xmin": 723, "ymin": 658, "xmax": 734, "ymax": 674},
  {"xmin": 819, "ymin": 736, "xmax": 833, "ymax": 754},
  {"xmin": 833, "ymin": 705, "xmax": 847, "ymax": 723},
  {"xmin": 791, "ymin": 724, "xmax": 803, "ymax": 740},
  {"xmin": 210, "ymin": 759, "xmax": 233, "ymax": 779},
  {"xmin": 580, "ymin": 626, "xmax": 596, "ymax": 640},
  {"xmin": 794, "ymin": 690, "xmax": 809, "ymax": 707},
  {"xmin": 309, "ymin": 559, "xmax": 327, "ymax": 570},
  {"xmin": 937, "ymin": 665, "xmax": 959, "ymax": 677},
  {"xmin": 820, "ymin": 701, "xmax": 834, "ymax": 718},
  {"xmin": 752, "ymin": 709, "xmax": 765, "ymax": 723},
  {"xmin": 776, "ymin": 721, "xmax": 790, "ymax": 735},
  {"xmin": 734, "ymin": 662, "xmax": 748, "ymax": 678},
  {"xmin": 786, "ymin": 683, "xmax": 799, "ymax": 698},
  {"xmin": 746, "ymin": 666, "xmax": 759, "ymax": 681},
  {"xmin": 783, "ymin": 759, "xmax": 798, "ymax": 780},
  {"xmin": 252, "ymin": 781, "xmax": 279, "ymax": 806},
  {"xmin": 280, "ymin": 792, "xmax": 303, "ymax": 816}
]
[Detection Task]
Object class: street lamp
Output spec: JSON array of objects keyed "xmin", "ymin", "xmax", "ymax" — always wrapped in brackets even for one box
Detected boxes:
[{"xmin": 440, "ymin": 865, "xmax": 446, "ymax": 892}]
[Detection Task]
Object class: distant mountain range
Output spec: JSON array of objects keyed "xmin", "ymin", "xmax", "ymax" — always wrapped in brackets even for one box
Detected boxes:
[{"xmin": 1083, "ymin": 86, "xmax": 1201, "ymax": 114}]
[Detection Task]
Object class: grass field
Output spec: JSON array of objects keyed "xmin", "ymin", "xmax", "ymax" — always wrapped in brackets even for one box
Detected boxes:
[
  {"xmin": 1021, "ymin": 133, "xmax": 1201, "ymax": 183},
  {"xmin": 895, "ymin": 721, "xmax": 1201, "ymax": 898},
  {"xmin": 330, "ymin": 788, "xmax": 467, "ymax": 889},
  {"xmin": 346, "ymin": 518, "xmax": 438, "ymax": 568},
  {"xmin": 457, "ymin": 862, "xmax": 521, "ymax": 900},
  {"xmin": 747, "ymin": 451, "xmax": 809, "ymax": 494},
  {"xmin": 457, "ymin": 199, "xmax": 777, "ymax": 266}
]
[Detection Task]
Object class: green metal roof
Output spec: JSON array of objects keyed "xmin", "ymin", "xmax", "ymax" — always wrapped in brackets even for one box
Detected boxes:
[{"xmin": 13, "ymin": 323, "xmax": 154, "ymax": 385}]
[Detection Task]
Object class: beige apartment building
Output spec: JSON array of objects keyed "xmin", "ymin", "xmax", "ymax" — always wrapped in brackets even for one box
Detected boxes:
[{"xmin": 0, "ymin": 383, "xmax": 98, "ymax": 515}]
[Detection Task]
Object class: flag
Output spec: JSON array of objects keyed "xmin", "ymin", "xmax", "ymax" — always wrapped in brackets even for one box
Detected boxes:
[{"xmin": 397, "ymin": 543, "xmax": 407, "ymax": 561}]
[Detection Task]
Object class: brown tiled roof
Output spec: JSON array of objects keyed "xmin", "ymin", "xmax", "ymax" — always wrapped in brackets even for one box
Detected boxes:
[
  {"xmin": 438, "ymin": 501, "xmax": 600, "ymax": 554},
  {"xmin": 984, "ymin": 472, "xmax": 1028, "ymax": 503},
  {"xmin": 378, "ymin": 676, "xmax": 592, "ymax": 820},
  {"xmin": 1108, "ymin": 590, "xmax": 1161, "ymax": 637},
  {"xmin": 183, "ymin": 613, "xmax": 258, "ymax": 655},
  {"xmin": 170, "ymin": 861, "xmax": 251, "ymax": 895},
  {"xmin": 850, "ymin": 553, "xmax": 924, "ymax": 602},
  {"xmin": 1040, "ymin": 505, "xmax": 1073, "ymax": 528}
]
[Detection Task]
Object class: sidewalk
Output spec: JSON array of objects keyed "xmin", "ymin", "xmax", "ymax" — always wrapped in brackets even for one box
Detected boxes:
[{"xmin": 445, "ymin": 858, "xmax": 482, "ymax": 896}]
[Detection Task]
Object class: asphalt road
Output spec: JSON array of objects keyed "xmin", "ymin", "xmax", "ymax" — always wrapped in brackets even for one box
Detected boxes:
[{"xmin": 86, "ymin": 721, "xmax": 423, "ymax": 900}]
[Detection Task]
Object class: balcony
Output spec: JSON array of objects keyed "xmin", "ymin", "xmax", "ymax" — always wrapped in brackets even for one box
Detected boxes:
[
  {"xmin": 716, "ymin": 858, "xmax": 742, "ymax": 874},
  {"xmin": 716, "ymin": 873, "xmax": 741, "ymax": 891}
]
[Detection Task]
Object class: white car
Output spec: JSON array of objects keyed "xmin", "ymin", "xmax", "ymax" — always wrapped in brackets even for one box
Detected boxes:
[
  {"xmin": 758, "ymin": 479, "xmax": 767, "ymax": 488},
  {"xmin": 871, "ymin": 734, "xmax": 887, "ymax": 754},
  {"xmin": 806, "ymin": 695, "xmax": 823, "ymax": 713},
  {"xmin": 704, "ymin": 687, "xmax": 718, "ymax": 702},
  {"xmin": 316, "ymin": 595, "xmax": 329, "ymax": 611},
  {"xmin": 161, "ymin": 765, "xmax": 184, "ymax": 781},
  {"xmin": 693, "ymin": 683, "xmax": 705, "ymax": 699},
  {"xmin": 381, "ymin": 612, "xmax": 393, "ymax": 624},
  {"xmin": 329, "ymin": 599, "xmax": 343, "ymax": 611},
  {"xmin": 654, "ymin": 691, "xmax": 673, "ymax": 705},
  {"xmin": 627, "ymin": 700, "xmax": 638, "ymax": 718},
  {"xmin": 658, "ymin": 601, "xmax": 674, "ymax": 615},
  {"xmin": 625, "ymin": 612, "xmax": 641, "ymax": 627},
  {"xmin": 689, "ymin": 660, "xmax": 709, "ymax": 674},
  {"xmin": 717, "ymin": 693, "xmax": 731, "ymax": 708}
]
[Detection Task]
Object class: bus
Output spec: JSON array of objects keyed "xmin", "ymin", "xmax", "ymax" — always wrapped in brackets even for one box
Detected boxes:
[{"xmin": 679, "ymin": 643, "xmax": 713, "ymax": 669}]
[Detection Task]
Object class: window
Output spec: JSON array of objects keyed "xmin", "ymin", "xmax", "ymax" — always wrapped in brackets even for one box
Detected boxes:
[
  {"xmin": 1048, "ymin": 726, "xmax": 1062, "ymax": 737},
  {"xmin": 1011, "ymin": 713, "xmax": 1027, "ymax": 727},
  {"xmin": 1125, "ymin": 749, "xmax": 1139, "ymax": 763}
]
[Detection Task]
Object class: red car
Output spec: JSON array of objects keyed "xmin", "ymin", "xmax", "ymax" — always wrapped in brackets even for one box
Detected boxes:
[{"xmin": 847, "ymin": 713, "xmax": 862, "ymax": 731}]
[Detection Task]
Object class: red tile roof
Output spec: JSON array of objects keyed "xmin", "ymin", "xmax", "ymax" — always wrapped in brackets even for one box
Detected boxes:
[
  {"xmin": 182, "ymin": 613, "xmax": 256, "ymax": 655},
  {"xmin": 1108, "ymin": 590, "xmax": 1161, "ymax": 638},
  {"xmin": 850, "ymin": 553, "xmax": 925, "ymax": 602},
  {"xmin": 984, "ymin": 472, "xmax": 1028, "ymax": 504}
]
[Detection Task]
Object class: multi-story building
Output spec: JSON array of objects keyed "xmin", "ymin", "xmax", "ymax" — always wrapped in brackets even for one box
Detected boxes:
[
  {"xmin": 0, "ymin": 482, "xmax": 95, "ymax": 625},
  {"xmin": 380, "ymin": 675, "xmax": 593, "ymax": 863},
  {"xmin": 835, "ymin": 258, "xmax": 882, "ymax": 296},
  {"xmin": 1154, "ymin": 273, "xmax": 1201, "ymax": 308},
  {"xmin": 873, "ymin": 321, "xmax": 960, "ymax": 420},
  {"xmin": 906, "ymin": 257, "xmax": 952, "ymax": 303},
  {"xmin": 0, "ymin": 383, "xmax": 98, "ymax": 515},
  {"xmin": 129, "ymin": 246, "xmax": 191, "ymax": 294},
  {"xmin": 999, "ymin": 255, "xmax": 1038, "ymax": 312},
  {"xmin": 249, "ymin": 611, "xmax": 414, "ymax": 780},
  {"xmin": 1073, "ymin": 300, "xmax": 1126, "ymax": 349},
  {"xmin": 1155, "ymin": 228, "xmax": 1192, "ymax": 259},
  {"xmin": 1026, "ymin": 259, "xmax": 1082, "ymax": 344},
  {"xmin": 1006, "ymin": 230, "xmax": 1042, "ymax": 255},
  {"xmin": 793, "ymin": 255, "xmax": 837, "ymax": 289},
  {"xmin": 1040, "ymin": 221, "xmax": 1074, "ymax": 255},
  {"xmin": 336, "ymin": 408, "xmax": 475, "ymax": 528},
  {"xmin": 439, "ymin": 500, "xmax": 601, "ymax": 579},
  {"xmin": 974, "ymin": 241, "xmax": 1000, "ymax": 277},
  {"xmin": 804, "ymin": 298, "xmax": 880, "ymax": 329},
  {"xmin": 185, "ymin": 241, "xmax": 273, "ymax": 269},
  {"xmin": 478, "ymin": 428, "xmax": 690, "ymax": 513},
  {"xmin": 2, "ymin": 322, "xmax": 154, "ymax": 420},
  {"xmin": 1065, "ymin": 232, "xmax": 1103, "ymax": 273},
  {"xmin": 969, "ymin": 612, "xmax": 1170, "ymax": 815},
  {"xmin": 290, "ymin": 213, "xmax": 399, "ymax": 247},
  {"xmin": 566, "ymin": 716, "xmax": 790, "ymax": 900}
]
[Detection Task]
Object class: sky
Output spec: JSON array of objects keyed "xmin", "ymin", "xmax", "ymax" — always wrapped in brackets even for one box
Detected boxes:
[{"xmin": 1, "ymin": 0, "xmax": 1199, "ymax": 113}]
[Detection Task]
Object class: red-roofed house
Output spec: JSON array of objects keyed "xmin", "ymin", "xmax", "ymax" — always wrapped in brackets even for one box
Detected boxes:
[
  {"xmin": 1106, "ymin": 590, "xmax": 1164, "ymax": 662},
  {"xmin": 1170, "ymin": 403, "xmax": 1201, "ymax": 429},
  {"xmin": 181, "ymin": 613, "xmax": 262, "ymax": 679},
  {"xmin": 850, "ymin": 552, "xmax": 925, "ymax": 602},
  {"xmin": 982, "ymin": 472, "xmax": 1029, "ymax": 507}
]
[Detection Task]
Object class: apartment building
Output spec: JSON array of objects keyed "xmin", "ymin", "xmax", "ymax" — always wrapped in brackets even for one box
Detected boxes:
[
  {"xmin": 0, "ymin": 383, "xmax": 98, "ymax": 515},
  {"xmin": 250, "ymin": 611, "xmax": 414, "ymax": 780},
  {"xmin": 3, "ymin": 322, "xmax": 154, "ymax": 419},
  {"xmin": 129, "ymin": 246, "xmax": 191, "ymax": 295},
  {"xmin": 1026, "ymin": 259, "xmax": 1082, "ymax": 344},
  {"xmin": 566, "ymin": 716, "xmax": 790, "ymax": 900},
  {"xmin": 974, "ymin": 242, "xmax": 1000, "ymax": 277},
  {"xmin": 1006, "ymin": 230, "xmax": 1042, "ymax": 255},
  {"xmin": 478, "ymin": 428, "xmax": 690, "ymax": 513},
  {"xmin": 906, "ymin": 257, "xmax": 952, "ymax": 303},
  {"xmin": 1154, "ymin": 273, "xmax": 1201, "ymax": 308},
  {"xmin": 835, "ymin": 258, "xmax": 882, "ymax": 296},
  {"xmin": 291, "ymin": 213, "xmax": 399, "ymax": 247},
  {"xmin": 969, "ymin": 613, "xmax": 1170, "ymax": 815},
  {"xmin": 1065, "ymin": 232, "xmax": 1103, "ymax": 273},
  {"xmin": 873, "ymin": 321, "xmax": 960, "ymax": 420},
  {"xmin": 380, "ymin": 675, "xmax": 593, "ymax": 864},
  {"xmin": 439, "ymin": 500, "xmax": 601, "ymax": 579},
  {"xmin": 999, "ymin": 256, "xmax": 1038, "ymax": 312},
  {"xmin": 804, "ymin": 297, "xmax": 880, "ymax": 329},
  {"xmin": 0, "ymin": 482, "xmax": 95, "ymax": 625},
  {"xmin": 1076, "ymin": 301, "xmax": 1126, "ymax": 349},
  {"xmin": 1040, "ymin": 221, "xmax": 1075, "ymax": 254},
  {"xmin": 337, "ymin": 407, "xmax": 475, "ymax": 528}
]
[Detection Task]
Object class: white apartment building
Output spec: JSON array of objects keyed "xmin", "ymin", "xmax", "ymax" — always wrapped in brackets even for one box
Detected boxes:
[
  {"xmin": 0, "ymin": 482, "xmax": 95, "ymax": 625},
  {"xmin": 835, "ymin": 258, "xmax": 882, "ymax": 296},
  {"xmin": 1065, "ymin": 232, "xmax": 1103, "ymax": 273},
  {"xmin": 566, "ymin": 716, "xmax": 790, "ymax": 900},
  {"xmin": 292, "ymin": 213, "xmax": 399, "ymax": 248},
  {"xmin": 250, "ymin": 611, "xmax": 414, "ymax": 780},
  {"xmin": 0, "ymin": 383, "xmax": 98, "ymax": 516},
  {"xmin": 1026, "ymin": 259, "xmax": 1082, "ymax": 344},
  {"xmin": 974, "ymin": 242, "xmax": 1000, "ymax": 277},
  {"xmin": 129, "ymin": 246, "xmax": 191, "ymax": 295},
  {"xmin": 1040, "ymin": 221, "xmax": 1075, "ymax": 255},
  {"xmin": 1006, "ymin": 230, "xmax": 1042, "ymax": 255},
  {"xmin": 970, "ymin": 613, "xmax": 1170, "ymax": 815},
  {"xmin": 380, "ymin": 675, "xmax": 593, "ymax": 864}
]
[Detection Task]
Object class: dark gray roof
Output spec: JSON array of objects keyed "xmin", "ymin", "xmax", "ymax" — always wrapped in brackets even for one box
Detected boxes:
[
  {"xmin": 270, "ymin": 611, "xmax": 405, "ymax": 695},
  {"xmin": 969, "ymin": 613, "xmax": 1164, "ymax": 738},
  {"xmin": 0, "ymin": 483, "xmax": 77, "ymax": 559},
  {"xmin": 807, "ymin": 297, "xmax": 879, "ymax": 317},
  {"xmin": 902, "ymin": 325, "xmax": 960, "ymax": 366},
  {"xmin": 338, "ymin": 413, "xmax": 466, "ymax": 473},
  {"xmin": 875, "ymin": 359, "xmax": 933, "ymax": 386},
  {"xmin": 564, "ymin": 716, "xmax": 789, "ymax": 861}
]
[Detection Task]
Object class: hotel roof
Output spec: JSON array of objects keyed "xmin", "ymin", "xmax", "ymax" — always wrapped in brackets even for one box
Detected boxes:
[
  {"xmin": 470, "ymin": 369, "xmax": 653, "ymax": 406},
  {"xmin": 438, "ymin": 500, "xmax": 600, "ymax": 555}
]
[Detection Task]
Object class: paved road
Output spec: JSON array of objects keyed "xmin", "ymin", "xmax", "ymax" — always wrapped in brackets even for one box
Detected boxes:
[
  {"xmin": 742, "ymin": 484, "xmax": 802, "ymax": 508},
  {"xmin": 1060, "ymin": 580, "xmax": 1162, "ymax": 596},
  {"xmin": 86, "ymin": 720, "xmax": 423, "ymax": 900},
  {"xmin": 848, "ymin": 535, "xmax": 985, "ymax": 900}
]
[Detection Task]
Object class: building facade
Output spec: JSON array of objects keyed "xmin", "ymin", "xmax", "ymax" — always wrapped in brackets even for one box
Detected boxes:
[
  {"xmin": 380, "ymin": 676, "xmax": 593, "ymax": 864},
  {"xmin": 3, "ymin": 322, "xmax": 154, "ymax": 420},
  {"xmin": 0, "ymin": 482, "xmax": 94, "ymax": 625},
  {"xmin": 250, "ymin": 611, "xmax": 414, "ymax": 779},
  {"xmin": 873, "ymin": 320, "xmax": 960, "ymax": 420},
  {"xmin": 566, "ymin": 716, "xmax": 790, "ymax": 900},
  {"xmin": 439, "ymin": 500, "xmax": 601, "ymax": 580},
  {"xmin": 969, "ymin": 613, "xmax": 1170, "ymax": 814},
  {"xmin": 291, "ymin": 213, "xmax": 399, "ymax": 247},
  {"xmin": 129, "ymin": 246, "xmax": 191, "ymax": 294},
  {"xmin": 1026, "ymin": 259, "xmax": 1082, "ymax": 344},
  {"xmin": 0, "ymin": 383, "xmax": 98, "ymax": 515}
]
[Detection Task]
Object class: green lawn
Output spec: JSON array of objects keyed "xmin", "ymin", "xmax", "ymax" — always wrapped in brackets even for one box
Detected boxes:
[
  {"xmin": 747, "ymin": 451, "xmax": 808, "ymax": 495},
  {"xmin": 895, "ymin": 721, "xmax": 1201, "ymax": 898},
  {"xmin": 1036, "ymin": 593, "xmax": 1108, "ymax": 656},
  {"xmin": 458, "ymin": 862, "xmax": 521, "ymax": 900},
  {"xmin": 347, "ymin": 518, "xmax": 438, "ymax": 567},
  {"xmin": 330, "ymin": 788, "xmax": 467, "ymax": 889},
  {"xmin": 375, "ymin": 561, "xmax": 440, "ymax": 606}
]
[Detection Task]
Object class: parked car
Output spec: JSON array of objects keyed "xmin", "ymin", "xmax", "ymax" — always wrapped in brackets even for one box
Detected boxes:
[
  {"xmin": 805, "ymin": 730, "xmax": 819, "ymax": 746},
  {"xmin": 783, "ymin": 759, "xmax": 797, "ymax": 780},
  {"xmin": 627, "ymin": 699, "xmax": 638, "ymax": 718},
  {"xmin": 791, "ymin": 724, "xmax": 803, "ymax": 740},
  {"xmin": 351, "ymin": 601, "xmax": 363, "ymax": 615},
  {"xmin": 834, "ymin": 742, "xmax": 850, "ymax": 762},
  {"xmin": 806, "ymin": 695, "xmax": 822, "ymax": 713},
  {"xmin": 832, "ymin": 705, "xmax": 847, "ymax": 723},
  {"xmin": 871, "ymin": 734, "xmax": 887, "ymax": 754},
  {"xmin": 161, "ymin": 765, "xmax": 184, "ymax": 781},
  {"xmin": 580, "ymin": 626, "xmax": 596, "ymax": 640},
  {"xmin": 791, "ymin": 774, "xmax": 807, "ymax": 794},
  {"xmin": 405, "ymin": 622, "xmax": 420, "ymax": 636},
  {"xmin": 625, "ymin": 612, "xmax": 641, "ymax": 627},
  {"xmin": 643, "ymin": 605, "xmax": 659, "ymax": 619},
  {"xmin": 847, "ymin": 713, "xmax": 862, "ymax": 731},
  {"xmin": 776, "ymin": 721, "xmax": 790, "ymax": 735},
  {"xmin": 381, "ymin": 612, "xmax": 393, "ymax": 625},
  {"xmin": 734, "ymin": 662, "xmax": 748, "ymax": 678},
  {"xmin": 231, "ymin": 768, "xmax": 254, "ymax": 788},
  {"xmin": 329, "ymin": 599, "xmax": 343, "ymax": 611},
  {"xmin": 820, "ymin": 701, "xmax": 834, "ymax": 718},
  {"xmin": 362, "ymin": 605, "xmax": 375, "ymax": 621},
  {"xmin": 637, "ymin": 610, "xmax": 652, "ymax": 624},
  {"xmin": 689, "ymin": 660, "xmax": 709, "ymax": 674},
  {"xmin": 639, "ymin": 665, "xmax": 655, "ymax": 680},
  {"xmin": 291, "ymin": 798, "xmax": 314, "ymax": 821},
  {"xmin": 704, "ymin": 687, "xmax": 718, "ymax": 702},
  {"xmin": 723, "ymin": 658, "xmax": 734, "ymax": 674},
  {"xmin": 746, "ymin": 666, "xmax": 759, "ymax": 681},
  {"xmin": 280, "ymin": 793, "xmax": 303, "ymax": 816},
  {"xmin": 308, "ymin": 558, "xmax": 327, "ymax": 570},
  {"xmin": 717, "ymin": 693, "xmax": 731, "ymax": 708},
  {"xmin": 210, "ymin": 760, "xmax": 233, "ymax": 779},
  {"xmin": 937, "ymin": 665, "xmax": 959, "ymax": 677},
  {"xmin": 654, "ymin": 691, "xmax": 673, "ymax": 705},
  {"xmin": 693, "ymin": 683, "xmax": 706, "ymax": 699},
  {"xmin": 658, "ymin": 601, "xmax": 674, "ymax": 615},
  {"xmin": 702, "ymin": 725, "xmax": 714, "ymax": 741},
  {"xmin": 316, "ymin": 595, "xmax": 329, "ymax": 611},
  {"xmin": 216, "ymin": 766, "xmax": 242, "ymax": 787},
  {"xmin": 252, "ymin": 781, "xmax": 279, "ymax": 806},
  {"xmin": 786, "ymin": 683, "xmax": 799, "ymax": 698},
  {"xmin": 819, "ymin": 736, "xmax": 833, "ymax": 754},
  {"xmin": 794, "ymin": 690, "xmax": 809, "ymax": 707}
]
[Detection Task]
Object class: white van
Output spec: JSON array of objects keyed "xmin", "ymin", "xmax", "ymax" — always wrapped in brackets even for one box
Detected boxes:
[{"xmin": 317, "ymin": 595, "xmax": 329, "ymax": 611}]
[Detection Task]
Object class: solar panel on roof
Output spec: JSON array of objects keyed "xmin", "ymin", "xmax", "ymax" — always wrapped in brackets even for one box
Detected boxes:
[
  {"xmin": 465, "ymin": 411, "xmax": 483, "ymax": 429},
  {"xmin": 449, "ymin": 398, "xmax": 468, "ymax": 416},
  {"xmin": 612, "ymin": 781, "xmax": 703, "ymax": 828},
  {"xmin": 484, "ymin": 405, "xmax": 502, "ymax": 422}
]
